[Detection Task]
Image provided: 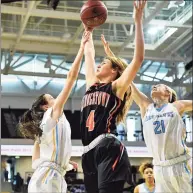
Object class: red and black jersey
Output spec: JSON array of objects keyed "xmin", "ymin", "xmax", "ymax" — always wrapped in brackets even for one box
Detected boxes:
[{"xmin": 80, "ymin": 82, "xmax": 126, "ymax": 146}]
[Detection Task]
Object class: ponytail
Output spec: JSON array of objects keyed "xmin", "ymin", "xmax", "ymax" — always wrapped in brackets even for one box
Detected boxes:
[
  {"xmin": 166, "ymin": 86, "xmax": 177, "ymax": 103},
  {"xmin": 106, "ymin": 56, "xmax": 133, "ymax": 124},
  {"xmin": 117, "ymin": 87, "xmax": 133, "ymax": 124},
  {"xmin": 18, "ymin": 94, "xmax": 47, "ymax": 140}
]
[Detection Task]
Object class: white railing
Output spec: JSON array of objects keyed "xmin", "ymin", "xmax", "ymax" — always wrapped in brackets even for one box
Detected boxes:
[{"xmin": 1, "ymin": 19, "xmax": 150, "ymax": 44}]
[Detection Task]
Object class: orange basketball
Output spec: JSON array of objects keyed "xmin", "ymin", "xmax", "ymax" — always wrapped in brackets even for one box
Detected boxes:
[{"xmin": 80, "ymin": 0, "xmax": 108, "ymax": 28}]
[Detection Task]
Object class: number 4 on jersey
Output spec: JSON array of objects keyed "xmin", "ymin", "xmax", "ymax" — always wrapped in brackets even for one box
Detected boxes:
[{"xmin": 86, "ymin": 110, "xmax": 95, "ymax": 132}]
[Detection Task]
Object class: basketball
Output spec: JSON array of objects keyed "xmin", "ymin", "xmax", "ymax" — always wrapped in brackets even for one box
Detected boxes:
[{"xmin": 80, "ymin": 0, "xmax": 108, "ymax": 28}]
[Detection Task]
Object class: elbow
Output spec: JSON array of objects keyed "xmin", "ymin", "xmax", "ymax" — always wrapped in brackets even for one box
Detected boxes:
[
  {"xmin": 135, "ymin": 55, "xmax": 144, "ymax": 66},
  {"xmin": 133, "ymin": 58, "xmax": 144, "ymax": 68},
  {"xmin": 134, "ymin": 49, "xmax": 145, "ymax": 63},
  {"xmin": 137, "ymin": 54, "xmax": 144, "ymax": 63},
  {"xmin": 140, "ymin": 53, "xmax": 145, "ymax": 61}
]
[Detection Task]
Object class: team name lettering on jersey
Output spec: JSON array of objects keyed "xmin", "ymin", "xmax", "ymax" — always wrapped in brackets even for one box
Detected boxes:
[
  {"xmin": 81, "ymin": 91, "xmax": 110, "ymax": 111},
  {"xmin": 144, "ymin": 112, "xmax": 174, "ymax": 122}
]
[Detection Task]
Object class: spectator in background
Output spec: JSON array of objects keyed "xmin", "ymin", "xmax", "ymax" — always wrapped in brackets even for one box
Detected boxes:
[
  {"xmin": 117, "ymin": 124, "xmax": 126, "ymax": 141},
  {"xmin": 131, "ymin": 165, "xmax": 138, "ymax": 184},
  {"xmin": 27, "ymin": 174, "xmax": 31, "ymax": 186},
  {"xmin": 4, "ymin": 169, "xmax": 9, "ymax": 182},
  {"xmin": 134, "ymin": 163, "xmax": 155, "ymax": 193},
  {"xmin": 16, "ymin": 172, "xmax": 23, "ymax": 192},
  {"xmin": 12, "ymin": 172, "xmax": 23, "ymax": 192}
]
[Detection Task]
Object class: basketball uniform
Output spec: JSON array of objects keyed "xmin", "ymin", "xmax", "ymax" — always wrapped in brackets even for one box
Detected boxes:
[
  {"xmin": 142, "ymin": 103, "xmax": 192, "ymax": 193},
  {"xmin": 28, "ymin": 107, "xmax": 72, "ymax": 193},
  {"xmin": 138, "ymin": 183, "xmax": 155, "ymax": 193},
  {"xmin": 80, "ymin": 82, "xmax": 131, "ymax": 193}
]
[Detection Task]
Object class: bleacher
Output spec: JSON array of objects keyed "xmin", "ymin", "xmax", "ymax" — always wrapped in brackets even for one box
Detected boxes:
[{"xmin": 1, "ymin": 108, "xmax": 82, "ymax": 139}]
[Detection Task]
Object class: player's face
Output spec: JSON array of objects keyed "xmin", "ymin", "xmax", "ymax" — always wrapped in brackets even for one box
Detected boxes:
[
  {"xmin": 96, "ymin": 59, "xmax": 117, "ymax": 80},
  {"xmin": 42, "ymin": 94, "xmax": 55, "ymax": 110},
  {"xmin": 143, "ymin": 168, "xmax": 154, "ymax": 181},
  {"xmin": 151, "ymin": 84, "xmax": 170, "ymax": 98}
]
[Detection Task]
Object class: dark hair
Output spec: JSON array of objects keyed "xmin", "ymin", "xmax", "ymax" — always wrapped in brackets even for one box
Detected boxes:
[
  {"xmin": 17, "ymin": 94, "xmax": 47, "ymax": 140},
  {"xmin": 139, "ymin": 162, "xmax": 153, "ymax": 176}
]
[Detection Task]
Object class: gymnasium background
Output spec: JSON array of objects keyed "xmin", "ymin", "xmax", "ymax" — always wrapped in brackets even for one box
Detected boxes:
[{"xmin": 1, "ymin": 0, "xmax": 192, "ymax": 193}]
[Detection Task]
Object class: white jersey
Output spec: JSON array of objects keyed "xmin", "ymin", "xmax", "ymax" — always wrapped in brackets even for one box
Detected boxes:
[
  {"xmin": 28, "ymin": 108, "xmax": 72, "ymax": 193},
  {"xmin": 39, "ymin": 107, "xmax": 72, "ymax": 169},
  {"xmin": 138, "ymin": 183, "xmax": 155, "ymax": 193},
  {"xmin": 142, "ymin": 103, "xmax": 190, "ymax": 163}
]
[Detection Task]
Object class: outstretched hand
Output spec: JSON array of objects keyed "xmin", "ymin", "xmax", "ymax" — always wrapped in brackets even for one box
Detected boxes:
[
  {"xmin": 133, "ymin": 0, "xmax": 147, "ymax": 22},
  {"xmin": 101, "ymin": 34, "xmax": 115, "ymax": 57},
  {"xmin": 82, "ymin": 23, "xmax": 94, "ymax": 32},
  {"xmin": 81, "ymin": 31, "xmax": 91, "ymax": 48}
]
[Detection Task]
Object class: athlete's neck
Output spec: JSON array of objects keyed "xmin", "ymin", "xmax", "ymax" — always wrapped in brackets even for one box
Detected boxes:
[
  {"xmin": 98, "ymin": 76, "xmax": 114, "ymax": 84},
  {"xmin": 153, "ymin": 98, "xmax": 168, "ymax": 108},
  {"xmin": 145, "ymin": 180, "xmax": 155, "ymax": 190}
]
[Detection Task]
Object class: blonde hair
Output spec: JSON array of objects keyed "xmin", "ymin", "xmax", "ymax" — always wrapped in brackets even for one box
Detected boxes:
[
  {"xmin": 139, "ymin": 162, "xmax": 153, "ymax": 177},
  {"xmin": 106, "ymin": 56, "xmax": 133, "ymax": 124},
  {"xmin": 166, "ymin": 86, "xmax": 177, "ymax": 103}
]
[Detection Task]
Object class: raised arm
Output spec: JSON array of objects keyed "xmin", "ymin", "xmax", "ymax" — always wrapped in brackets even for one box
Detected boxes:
[
  {"xmin": 32, "ymin": 140, "xmax": 40, "ymax": 162},
  {"xmin": 113, "ymin": 0, "xmax": 146, "ymax": 98},
  {"xmin": 101, "ymin": 34, "xmax": 116, "ymax": 57},
  {"xmin": 84, "ymin": 27, "xmax": 98, "ymax": 90},
  {"xmin": 51, "ymin": 31, "xmax": 91, "ymax": 120},
  {"xmin": 131, "ymin": 82, "xmax": 151, "ymax": 118},
  {"xmin": 173, "ymin": 100, "xmax": 193, "ymax": 116}
]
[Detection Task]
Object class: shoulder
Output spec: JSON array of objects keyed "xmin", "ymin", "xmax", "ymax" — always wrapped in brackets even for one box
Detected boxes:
[
  {"xmin": 134, "ymin": 184, "xmax": 145, "ymax": 193},
  {"xmin": 167, "ymin": 102, "xmax": 180, "ymax": 113},
  {"xmin": 134, "ymin": 185, "xmax": 140, "ymax": 193},
  {"xmin": 172, "ymin": 101, "xmax": 184, "ymax": 112},
  {"xmin": 145, "ymin": 103, "xmax": 154, "ymax": 112}
]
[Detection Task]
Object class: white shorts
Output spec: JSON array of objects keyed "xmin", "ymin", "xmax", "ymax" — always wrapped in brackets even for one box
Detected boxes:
[
  {"xmin": 28, "ymin": 161, "xmax": 67, "ymax": 193},
  {"xmin": 154, "ymin": 159, "xmax": 192, "ymax": 193}
]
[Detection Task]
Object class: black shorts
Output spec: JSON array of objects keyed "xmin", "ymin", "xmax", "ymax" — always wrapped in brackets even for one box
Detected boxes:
[{"xmin": 82, "ymin": 136, "xmax": 131, "ymax": 193}]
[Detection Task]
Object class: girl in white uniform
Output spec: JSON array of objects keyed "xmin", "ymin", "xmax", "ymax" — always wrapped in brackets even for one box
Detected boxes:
[
  {"xmin": 18, "ymin": 31, "xmax": 91, "ymax": 193},
  {"xmin": 89, "ymin": 19, "xmax": 192, "ymax": 193},
  {"xmin": 134, "ymin": 162, "xmax": 155, "ymax": 193},
  {"xmin": 131, "ymin": 83, "xmax": 192, "ymax": 193}
]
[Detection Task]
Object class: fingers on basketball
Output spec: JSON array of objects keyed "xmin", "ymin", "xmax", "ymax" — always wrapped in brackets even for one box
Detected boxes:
[
  {"xmin": 85, "ymin": 31, "xmax": 91, "ymax": 40},
  {"xmin": 82, "ymin": 31, "xmax": 90, "ymax": 43}
]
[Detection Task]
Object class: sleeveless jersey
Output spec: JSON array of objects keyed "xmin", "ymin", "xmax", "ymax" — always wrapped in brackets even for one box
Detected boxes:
[
  {"xmin": 39, "ymin": 107, "xmax": 72, "ymax": 169},
  {"xmin": 80, "ymin": 82, "xmax": 126, "ymax": 146},
  {"xmin": 142, "ymin": 103, "xmax": 190, "ymax": 163},
  {"xmin": 138, "ymin": 183, "xmax": 155, "ymax": 193}
]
